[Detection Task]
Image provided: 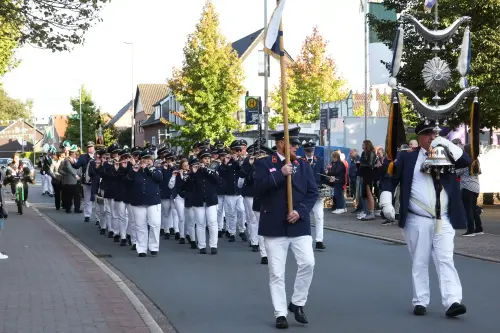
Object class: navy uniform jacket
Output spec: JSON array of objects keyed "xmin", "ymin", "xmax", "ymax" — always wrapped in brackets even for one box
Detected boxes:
[
  {"xmin": 171, "ymin": 172, "xmax": 186, "ymax": 199},
  {"xmin": 87, "ymin": 160, "xmax": 102, "ymax": 201},
  {"xmin": 254, "ymin": 153, "xmax": 319, "ymax": 237},
  {"xmin": 72, "ymin": 153, "xmax": 93, "ymax": 184},
  {"xmin": 101, "ymin": 162, "xmax": 116, "ymax": 199},
  {"xmin": 190, "ymin": 168, "xmax": 219, "ymax": 207},
  {"xmin": 111, "ymin": 164, "xmax": 128, "ymax": 202},
  {"xmin": 240, "ymin": 157, "xmax": 255, "ymax": 198},
  {"xmin": 302, "ymin": 155, "xmax": 329, "ymax": 187},
  {"xmin": 127, "ymin": 166, "xmax": 163, "ymax": 206},
  {"xmin": 219, "ymin": 160, "xmax": 241, "ymax": 196},
  {"xmin": 159, "ymin": 167, "xmax": 173, "ymax": 200},
  {"xmin": 122, "ymin": 163, "xmax": 134, "ymax": 205},
  {"xmin": 182, "ymin": 173, "xmax": 196, "ymax": 208},
  {"xmin": 381, "ymin": 147, "xmax": 470, "ymax": 230}
]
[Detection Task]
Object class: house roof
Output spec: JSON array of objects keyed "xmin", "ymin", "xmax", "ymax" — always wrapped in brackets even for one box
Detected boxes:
[
  {"xmin": 51, "ymin": 115, "xmax": 69, "ymax": 139},
  {"xmin": 135, "ymin": 84, "xmax": 170, "ymax": 116},
  {"xmin": 105, "ymin": 100, "xmax": 132, "ymax": 128},
  {"xmin": 231, "ymin": 28, "xmax": 293, "ymax": 62}
]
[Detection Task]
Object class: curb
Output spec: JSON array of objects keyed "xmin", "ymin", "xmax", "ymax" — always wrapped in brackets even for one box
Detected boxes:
[
  {"xmin": 31, "ymin": 207, "xmax": 165, "ymax": 333},
  {"xmin": 323, "ymin": 226, "xmax": 500, "ymax": 264}
]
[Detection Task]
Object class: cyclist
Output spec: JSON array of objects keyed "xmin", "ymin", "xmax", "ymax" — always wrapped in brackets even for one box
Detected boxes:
[{"xmin": 3, "ymin": 152, "xmax": 34, "ymax": 208}]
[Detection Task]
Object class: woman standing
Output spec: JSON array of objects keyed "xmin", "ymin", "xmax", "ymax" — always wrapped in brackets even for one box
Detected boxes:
[
  {"xmin": 60, "ymin": 145, "xmax": 81, "ymax": 213},
  {"xmin": 358, "ymin": 140, "xmax": 377, "ymax": 220},
  {"xmin": 327, "ymin": 151, "xmax": 347, "ymax": 214},
  {"xmin": 49, "ymin": 152, "xmax": 63, "ymax": 210},
  {"xmin": 456, "ymin": 144, "xmax": 484, "ymax": 236}
]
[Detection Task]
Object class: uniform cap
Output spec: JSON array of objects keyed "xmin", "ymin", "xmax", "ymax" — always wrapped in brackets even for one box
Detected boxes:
[
  {"xmin": 230, "ymin": 140, "xmax": 242, "ymax": 149},
  {"xmin": 86, "ymin": 141, "xmax": 95, "ymax": 148},
  {"xmin": 303, "ymin": 141, "xmax": 316, "ymax": 150},
  {"xmin": 197, "ymin": 148, "xmax": 211, "ymax": 159},
  {"xmin": 415, "ymin": 120, "xmax": 440, "ymax": 135},
  {"xmin": 188, "ymin": 157, "xmax": 199, "ymax": 166},
  {"xmin": 140, "ymin": 149, "xmax": 154, "ymax": 159},
  {"xmin": 271, "ymin": 127, "xmax": 301, "ymax": 145}
]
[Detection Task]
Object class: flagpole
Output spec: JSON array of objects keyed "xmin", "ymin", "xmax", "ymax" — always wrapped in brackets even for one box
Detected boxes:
[{"xmin": 277, "ymin": 6, "xmax": 293, "ymax": 214}]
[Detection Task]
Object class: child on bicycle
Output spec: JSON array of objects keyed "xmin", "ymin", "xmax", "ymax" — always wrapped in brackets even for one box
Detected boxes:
[{"xmin": 3, "ymin": 153, "xmax": 34, "ymax": 208}]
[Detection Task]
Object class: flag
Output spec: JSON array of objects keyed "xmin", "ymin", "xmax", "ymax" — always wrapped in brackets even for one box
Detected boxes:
[
  {"xmin": 264, "ymin": 0, "xmax": 287, "ymax": 59},
  {"xmin": 424, "ymin": 0, "xmax": 437, "ymax": 12}
]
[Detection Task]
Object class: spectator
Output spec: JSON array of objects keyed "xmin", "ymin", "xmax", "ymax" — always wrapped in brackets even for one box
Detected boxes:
[
  {"xmin": 0, "ymin": 172, "xmax": 7, "ymax": 259},
  {"xmin": 358, "ymin": 140, "xmax": 377, "ymax": 220},
  {"xmin": 327, "ymin": 151, "xmax": 347, "ymax": 214},
  {"xmin": 409, "ymin": 140, "xmax": 418, "ymax": 149},
  {"xmin": 348, "ymin": 149, "xmax": 359, "ymax": 198}
]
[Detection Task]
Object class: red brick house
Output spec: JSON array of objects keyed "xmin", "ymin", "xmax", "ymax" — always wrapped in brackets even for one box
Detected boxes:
[
  {"xmin": 133, "ymin": 84, "xmax": 170, "ymax": 146},
  {"xmin": 0, "ymin": 120, "xmax": 44, "ymax": 158}
]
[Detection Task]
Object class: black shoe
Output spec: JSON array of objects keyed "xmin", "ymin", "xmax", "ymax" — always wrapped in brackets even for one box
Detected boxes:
[
  {"xmin": 445, "ymin": 303, "xmax": 466, "ymax": 318},
  {"xmin": 179, "ymin": 238, "xmax": 186, "ymax": 244},
  {"xmin": 160, "ymin": 229, "xmax": 165, "ymax": 236},
  {"xmin": 175, "ymin": 232, "xmax": 180, "ymax": 240},
  {"xmin": 186, "ymin": 235, "xmax": 191, "ymax": 243},
  {"xmin": 199, "ymin": 248, "xmax": 206, "ymax": 254},
  {"xmin": 315, "ymin": 242, "xmax": 326, "ymax": 250},
  {"xmin": 169, "ymin": 228, "xmax": 175, "ymax": 235},
  {"xmin": 126, "ymin": 234, "xmax": 131, "ymax": 245},
  {"xmin": 100, "ymin": 229, "xmax": 105, "ymax": 235},
  {"xmin": 190, "ymin": 242, "xmax": 197, "ymax": 249},
  {"xmin": 275, "ymin": 316, "xmax": 288, "ymax": 329},
  {"xmin": 138, "ymin": 253, "xmax": 146, "ymax": 257},
  {"xmin": 413, "ymin": 305, "xmax": 427, "ymax": 316},
  {"xmin": 65, "ymin": 210, "xmax": 71, "ymax": 214},
  {"xmin": 462, "ymin": 231, "xmax": 475, "ymax": 237},
  {"xmin": 251, "ymin": 245, "xmax": 259, "ymax": 252},
  {"xmin": 288, "ymin": 303, "xmax": 308, "ymax": 324},
  {"xmin": 225, "ymin": 230, "xmax": 230, "ymax": 237},
  {"xmin": 113, "ymin": 235, "xmax": 120, "ymax": 242},
  {"xmin": 120, "ymin": 239, "xmax": 127, "ymax": 246},
  {"xmin": 228, "ymin": 235, "xmax": 235, "ymax": 242},
  {"xmin": 211, "ymin": 248, "xmax": 218, "ymax": 255},
  {"xmin": 474, "ymin": 228, "xmax": 484, "ymax": 235},
  {"xmin": 164, "ymin": 233, "xmax": 170, "ymax": 240},
  {"xmin": 218, "ymin": 231, "xmax": 222, "ymax": 238},
  {"xmin": 240, "ymin": 232, "xmax": 248, "ymax": 242},
  {"xmin": 130, "ymin": 244, "xmax": 136, "ymax": 251},
  {"xmin": 95, "ymin": 221, "xmax": 100, "ymax": 226},
  {"xmin": 381, "ymin": 220, "xmax": 393, "ymax": 226},
  {"xmin": 108, "ymin": 231, "xmax": 114, "ymax": 238},
  {"xmin": 150, "ymin": 251, "xmax": 158, "ymax": 257},
  {"xmin": 261, "ymin": 257, "xmax": 268, "ymax": 265},
  {"xmin": 84, "ymin": 217, "xmax": 90, "ymax": 222},
  {"xmin": 74, "ymin": 210, "xmax": 83, "ymax": 213}
]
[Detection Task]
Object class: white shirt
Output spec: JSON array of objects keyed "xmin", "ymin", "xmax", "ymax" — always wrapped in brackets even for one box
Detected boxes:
[{"xmin": 408, "ymin": 148, "xmax": 449, "ymax": 219}]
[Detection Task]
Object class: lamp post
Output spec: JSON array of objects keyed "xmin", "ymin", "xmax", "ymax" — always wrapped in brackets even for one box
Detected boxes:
[
  {"xmin": 263, "ymin": 0, "xmax": 269, "ymax": 142},
  {"xmin": 79, "ymin": 85, "xmax": 83, "ymax": 149},
  {"xmin": 124, "ymin": 42, "xmax": 135, "ymax": 147}
]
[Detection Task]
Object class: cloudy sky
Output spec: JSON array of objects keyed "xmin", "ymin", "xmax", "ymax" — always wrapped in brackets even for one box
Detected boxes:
[{"xmin": 1, "ymin": 0, "xmax": 365, "ymax": 120}]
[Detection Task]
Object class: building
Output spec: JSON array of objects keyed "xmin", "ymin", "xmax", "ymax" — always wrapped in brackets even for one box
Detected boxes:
[
  {"xmin": 133, "ymin": 84, "xmax": 170, "ymax": 146},
  {"xmin": 105, "ymin": 100, "xmax": 133, "ymax": 131},
  {"xmin": 0, "ymin": 120, "xmax": 44, "ymax": 158}
]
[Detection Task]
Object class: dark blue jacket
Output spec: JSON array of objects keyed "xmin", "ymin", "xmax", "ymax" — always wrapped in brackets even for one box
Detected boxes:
[
  {"xmin": 348, "ymin": 157, "xmax": 359, "ymax": 180},
  {"xmin": 218, "ymin": 160, "xmax": 241, "ymax": 196},
  {"xmin": 111, "ymin": 164, "xmax": 128, "ymax": 202},
  {"xmin": 327, "ymin": 161, "xmax": 346, "ymax": 185},
  {"xmin": 87, "ymin": 160, "xmax": 101, "ymax": 201},
  {"xmin": 240, "ymin": 157, "xmax": 255, "ymax": 197},
  {"xmin": 101, "ymin": 162, "xmax": 115, "ymax": 199},
  {"xmin": 171, "ymin": 172, "xmax": 187, "ymax": 199},
  {"xmin": 190, "ymin": 168, "xmax": 219, "ymax": 207},
  {"xmin": 122, "ymin": 162, "xmax": 134, "ymax": 204},
  {"xmin": 72, "ymin": 153, "xmax": 93, "ymax": 184},
  {"xmin": 182, "ymin": 173, "xmax": 196, "ymax": 208},
  {"xmin": 159, "ymin": 167, "xmax": 173, "ymax": 200},
  {"xmin": 381, "ymin": 147, "xmax": 470, "ymax": 230},
  {"xmin": 302, "ymin": 155, "xmax": 329, "ymax": 187},
  {"xmin": 127, "ymin": 166, "xmax": 163, "ymax": 206},
  {"xmin": 254, "ymin": 153, "xmax": 318, "ymax": 237}
]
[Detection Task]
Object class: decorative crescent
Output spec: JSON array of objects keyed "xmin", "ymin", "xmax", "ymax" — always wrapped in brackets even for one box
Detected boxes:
[
  {"xmin": 395, "ymin": 86, "xmax": 479, "ymax": 119},
  {"xmin": 400, "ymin": 14, "xmax": 471, "ymax": 43}
]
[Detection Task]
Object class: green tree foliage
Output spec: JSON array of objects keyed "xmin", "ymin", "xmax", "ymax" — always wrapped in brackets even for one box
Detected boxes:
[
  {"xmin": 270, "ymin": 27, "xmax": 347, "ymax": 128},
  {"xmin": 0, "ymin": 0, "xmax": 109, "ymax": 52},
  {"xmin": 0, "ymin": 84, "xmax": 32, "ymax": 121},
  {"xmin": 65, "ymin": 86, "xmax": 117, "ymax": 150},
  {"xmin": 117, "ymin": 128, "xmax": 132, "ymax": 147},
  {"xmin": 379, "ymin": 93, "xmax": 419, "ymax": 127},
  {"xmin": 368, "ymin": 0, "xmax": 500, "ymax": 128},
  {"xmin": 168, "ymin": 0, "xmax": 245, "ymax": 151},
  {"xmin": 0, "ymin": 22, "xmax": 19, "ymax": 76}
]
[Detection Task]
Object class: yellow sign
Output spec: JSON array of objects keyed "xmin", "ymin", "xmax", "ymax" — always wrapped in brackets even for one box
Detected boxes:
[{"xmin": 246, "ymin": 97, "xmax": 258, "ymax": 110}]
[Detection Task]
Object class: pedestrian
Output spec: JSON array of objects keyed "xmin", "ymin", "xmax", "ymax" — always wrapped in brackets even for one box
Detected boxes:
[
  {"xmin": 0, "ymin": 177, "xmax": 7, "ymax": 260},
  {"xmin": 70, "ymin": 141, "xmax": 95, "ymax": 222},
  {"xmin": 49, "ymin": 152, "xmax": 63, "ymax": 210},
  {"xmin": 380, "ymin": 120, "xmax": 469, "ymax": 317},
  {"xmin": 254, "ymin": 127, "xmax": 318, "ymax": 329},
  {"xmin": 327, "ymin": 151, "xmax": 347, "ymax": 215},
  {"xmin": 60, "ymin": 145, "xmax": 82, "ymax": 213}
]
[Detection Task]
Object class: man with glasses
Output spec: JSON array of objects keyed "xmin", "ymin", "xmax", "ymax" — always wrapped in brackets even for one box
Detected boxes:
[{"xmin": 254, "ymin": 127, "xmax": 318, "ymax": 329}]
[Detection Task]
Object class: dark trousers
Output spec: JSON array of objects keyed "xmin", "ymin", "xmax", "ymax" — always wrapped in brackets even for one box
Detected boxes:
[
  {"xmin": 461, "ymin": 189, "xmax": 483, "ymax": 233},
  {"xmin": 52, "ymin": 182, "xmax": 62, "ymax": 210},
  {"xmin": 333, "ymin": 183, "xmax": 346, "ymax": 210},
  {"xmin": 62, "ymin": 184, "xmax": 81, "ymax": 212},
  {"xmin": 349, "ymin": 177, "xmax": 356, "ymax": 198}
]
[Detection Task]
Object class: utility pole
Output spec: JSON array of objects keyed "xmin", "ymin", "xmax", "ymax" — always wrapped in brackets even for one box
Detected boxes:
[
  {"xmin": 263, "ymin": 0, "xmax": 269, "ymax": 142},
  {"xmin": 79, "ymin": 85, "xmax": 83, "ymax": 149},
  {"xmin": 125, "ymin": 42, "xmax": 135, "ymax": 147},
  {"xmin": 363, "ymin": 0, "xmax": 369, "ymax": 140}
]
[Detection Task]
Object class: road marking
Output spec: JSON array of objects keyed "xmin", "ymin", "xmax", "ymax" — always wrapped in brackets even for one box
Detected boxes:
[{"xmin": 31, "ymin": 206, "xmax": 164, "ymax": 333}]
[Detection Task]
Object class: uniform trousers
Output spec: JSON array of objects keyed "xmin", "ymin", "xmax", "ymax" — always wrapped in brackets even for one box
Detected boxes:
[
  {"xmin": 113, "ymin": 200, "xmax": 128, "ymax": 240},
  {"xmin": 223, "ymin": 195, "xmax": 238, "ymax": 235},
  {"xmin": 194, "ymin": 204, "xmax": 218, "ymax": 249},
  {"xmin": 254, "ymin": 211, "xmax": 267, "ymax": 258},
  {"xmin": 403, "ymin": 213, "xmax": 462, "ymax": 309},
  {"xmin": 161, "ymin": 199, "xmax": 173, "ymax": 231},
  {"xmin": 243, "ymin": 196, "xmax": 258, "ymax": 245},
  {"xmin": 264, "ymin": 235, "xmax": 315, "ymax": 318},
  {"xmin": 42, "ymin": 174, "xmax": 53, "ymax": 195},
  {"xmin": 185, "ymin": 207, "xmax": 195, "ymax": 241},
  {"xmin": 236, "ymin": 195, "xmax": 246, "ymax": 233},
  {"xmin": 126, "ymin": 203, "xmax": 137, "ymax": 245},
  {"xmin": 104, "ymin": 198, "xmax": 114, "ymax": 233},
  {"xmin": 132, "ymin": 204, "xmax": 161, "ymax": 254},
  {"xmin": 94, "ymin": 199, "xmax": 103, "ymax": 226},
  {"xmin": 174, "ymin": 196, "xmax": 185, "ymax": 238},
  {"xmin": 41, "ymin": 172, "xmax": 47, "ymax": 192},
  {"xmin": 82, "ymin": 184, "xmax": 93, "ymax": 218},
  {"xmin": 311, "ymin": 199, "xmax": 324, "ymax": 242},
  {"xmin": 217, "ymin": 195, "xmax": 225, "ymax": 231}
]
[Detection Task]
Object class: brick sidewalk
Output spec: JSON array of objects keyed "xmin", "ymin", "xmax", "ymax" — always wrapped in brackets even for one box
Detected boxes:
[
  {"xmin": 0, "ymin": 205, "xmax": 152, "ymax": 333},
  {"xmin": 322, "ymin": 209, "xmax": 500, "ymax": 263}
]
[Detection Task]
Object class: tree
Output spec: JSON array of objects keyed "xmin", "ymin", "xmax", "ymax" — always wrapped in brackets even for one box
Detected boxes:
[
  {"xmin": 0, "ymin": 85, "xmax": 32, "ymax": 121},
  {"xmin": 368, "ymin": 0, "xmax": 500, "ymax": 129},
  {"xmin": 117, "ymin": 128, "xmax": 132, "ymax": 147},
  {"xmin": 0, "ymin": 0, "xmax": 109, "ymax": 52},
  {"xmin": 167, "ymin": 0, "xmax": 245, "ymax": 151},
  {"xmin": 270, "ymin": 26, "xmax": 347, "ymax": 127},
  {"xmin": 64, "ymin": 85, "xmax": 116, "ymax": 150},
  {"xmin": 378, "ymin": 93, "xmax": 419, "ymax": 128},
  {"xmin": 0, "ymin": 23, "xmax": 19, "ymax": 76}
]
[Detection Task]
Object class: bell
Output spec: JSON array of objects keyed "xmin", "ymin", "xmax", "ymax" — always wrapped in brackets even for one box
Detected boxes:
[{"xmin": 421, "ymin": 145, "xmax": 454, "ymax": 171}]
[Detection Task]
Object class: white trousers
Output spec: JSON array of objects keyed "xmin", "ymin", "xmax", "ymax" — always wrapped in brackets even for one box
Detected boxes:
[
  {"xmin": 312, "ymin": 199, "xmax": 324, "ymax": 242},
  {"xmin": 82, "ymin": 184, "xmax": 93, "ymax": 218},
  {"xmin": 264, "ymin": 235, "xmax": 315, "ymax": 318},
  {"xmin": 113, "ymin": 200, "xmax": 127, "ymax": 239},
  {"xmin": 132, "ymin": 204, "xmax": 161, "ymax": 254},
  {"xmin": 403, "ymin": 214, "xmax": 462, "ymax": 309},
  {"xmin": 236, "ymin": 195, "xmax": 246, "ymax": 233},
  {"xmin": 217, "ymin": 195, "xmax": 225, "ymax": 231},
  {"xmin": 41, "ymin": 172, "xmax": 46, "ymax": 191},
  {"xmin": 174, "ymin": 196, "xmax": 185, "ymax": 238},
  {"xmin": 255, "ymin": 211, "xmax": 267, "ymax": 258},
  {"xmin": 223, "ymin": 195, "xmax": 238, "ymax": 235},
  {"xmin": 194, "ymin": 204, "xmax": 218, "ymax": 249},
  {"xmin": 104, "ymin": 198, "xmax": 113, "ymax": 233},
  {"xmin": 185, "ymin": 207, "xmax": 195, "ymax": 241},
  {"xmin": 161, "ymin": 199, "xmax": 172, "ymax": 231},
  {"xmin": 243, "ymin": 197, "xmax": 258, "ymax": 245},
  {"xmin": 42, "ymin": 174, "xmax": 53, "ymax": 195},
  {"xmin": 94, "ymin": 200, "xmax": 103, "ymax": 224},
  {"xmin": 126, "ymin": 203, "xmax": 137, "ymax": 245}
]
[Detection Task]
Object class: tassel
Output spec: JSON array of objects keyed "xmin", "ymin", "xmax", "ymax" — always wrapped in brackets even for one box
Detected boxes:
[
  {"xmin": 387, "ymin": 161, "xmax": 395, "ymax": 176},
  {"xmin": 470, "ymin": 97, "xmax": 480, "ymax": 175},
  {"xmin": 385, "ymin": 93, "xmax": 404, "ymax": 176}
]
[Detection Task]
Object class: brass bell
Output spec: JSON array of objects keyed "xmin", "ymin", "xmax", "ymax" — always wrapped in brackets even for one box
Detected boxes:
[{"xmin": 421, "ymin": 145, "xmax": 453, "ymax": 172}]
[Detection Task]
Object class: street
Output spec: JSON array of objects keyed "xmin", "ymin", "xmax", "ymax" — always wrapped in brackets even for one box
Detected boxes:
[{"xmin": 16, "ymin": 182, "xmax": 500, "ymax": 333}]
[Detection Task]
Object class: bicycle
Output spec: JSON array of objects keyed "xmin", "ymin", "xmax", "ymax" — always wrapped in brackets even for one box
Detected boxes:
[{"xmin": 13, "ymin": 175, "xmax": 25, "ymax": 215}]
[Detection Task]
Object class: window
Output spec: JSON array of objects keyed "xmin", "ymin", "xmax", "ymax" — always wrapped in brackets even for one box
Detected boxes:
[
  {"xmin": 154, "ymin": 105, "xmax": 160, "ymax": 119},
  {"xmin": 151, "ymin": 136, "xmax": 156, "ymax": 146},
  {"xmin": 139, "ymin": 120, "xmax": 144, "ymax": 133}
]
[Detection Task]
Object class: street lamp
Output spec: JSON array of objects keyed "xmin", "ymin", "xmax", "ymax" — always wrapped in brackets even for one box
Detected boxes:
[{"xmin": 124, "ymin": 41, "xmax": 135, "ymax": 147}]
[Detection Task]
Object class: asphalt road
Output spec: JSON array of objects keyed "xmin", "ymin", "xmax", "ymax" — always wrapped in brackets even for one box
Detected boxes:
[{"xmin": 6, "ymin": 182, "xmax": 500, "ymax": 333}]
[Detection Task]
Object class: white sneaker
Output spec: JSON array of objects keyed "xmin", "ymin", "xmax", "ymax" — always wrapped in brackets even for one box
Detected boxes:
[
  {"xmin": 0, "ymin": 252, "xmax": 8, "ymax": 260},
  {"xmin": 357, "ymin": 212, "xmax": 366, "ymax": 220},
  {"xmin": 333, "ymin": 209, "xmax": 346, "ymax": 214},
  {"xmin": 24, "ymin": 201, "xmax": 30, "ymax": 208}
]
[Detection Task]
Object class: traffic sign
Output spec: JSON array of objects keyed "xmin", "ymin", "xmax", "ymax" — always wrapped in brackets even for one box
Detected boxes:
[{"xmin": 245, "ymin": 96, "xmax": 261, "ymax": 125}]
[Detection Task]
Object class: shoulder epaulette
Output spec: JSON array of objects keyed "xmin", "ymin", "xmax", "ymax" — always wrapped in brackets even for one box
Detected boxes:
[{"xmin": 256, "ymin": 154, "xmax": 268, "ymax": 159}]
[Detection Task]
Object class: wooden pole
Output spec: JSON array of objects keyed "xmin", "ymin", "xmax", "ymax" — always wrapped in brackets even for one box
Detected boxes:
[{"xmin": 278, "ymin": 16, "xmax": 293, "ymax": 214}]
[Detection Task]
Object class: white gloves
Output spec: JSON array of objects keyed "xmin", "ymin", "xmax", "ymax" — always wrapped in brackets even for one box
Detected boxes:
[
  {"xmin": 237, "ymin": 177, "xmax": 245, "ymax": 189},
  {"xmin": 379, "ymin": 191, "xmax": 396, "ymax": 221},
  {"xmin": 431, "ymin": 136, "xmax": 463, "ymax": 161}
]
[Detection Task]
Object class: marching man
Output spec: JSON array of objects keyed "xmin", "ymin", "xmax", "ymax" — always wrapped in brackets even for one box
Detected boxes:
[
  {"xmin": 380, "ymin": 121, "xmax": 469, "ymax": 317},
  {"xmin": 254, "ymin": 127, "xmax": 318, "ymax": 329}
]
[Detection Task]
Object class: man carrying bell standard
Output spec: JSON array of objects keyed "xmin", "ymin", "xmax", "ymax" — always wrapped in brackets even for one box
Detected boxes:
[{"xmin": 254, "ymin": 127, "xmax": 318, "ymax": 329}]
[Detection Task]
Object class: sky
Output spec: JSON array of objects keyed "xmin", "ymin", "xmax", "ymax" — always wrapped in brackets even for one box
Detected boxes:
[{"xmin": 1, "ymin": 0, "xmax": 365, "ymax": 121}]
